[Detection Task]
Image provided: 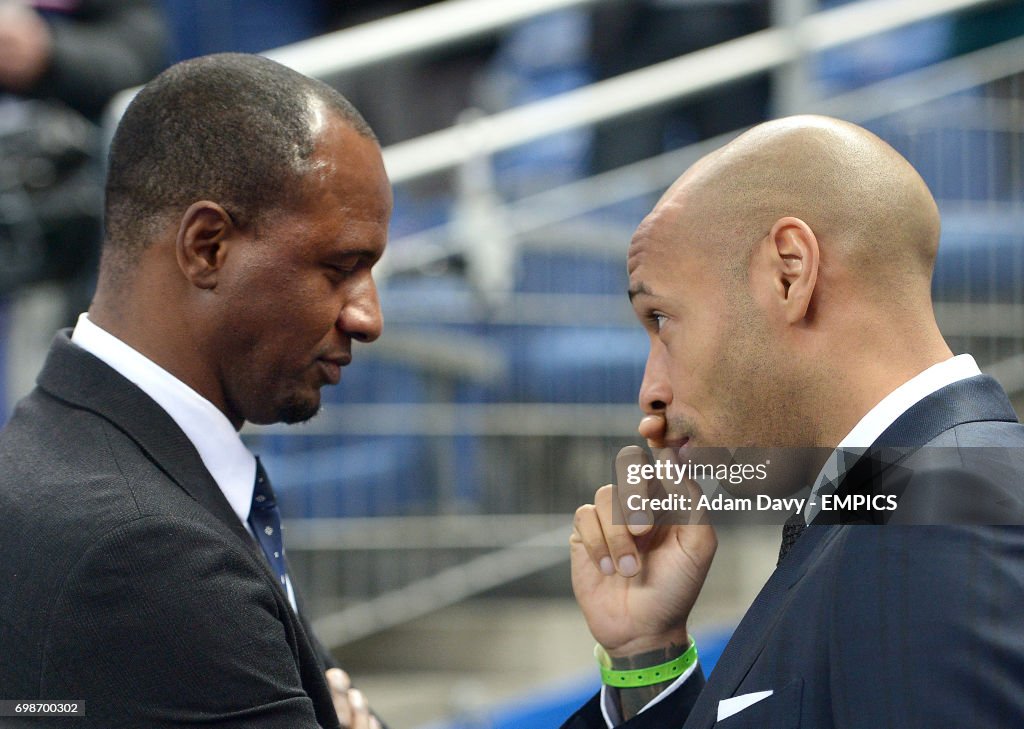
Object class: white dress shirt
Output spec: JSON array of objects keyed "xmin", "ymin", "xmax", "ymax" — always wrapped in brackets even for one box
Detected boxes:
[
  {"xmin": 803, "ymin": 353, "xmax": 982, "ymax": 523},
  {"xmin": 71, "ymin": 313, "xmax": 297, "ymax": 611},
  {"xmin": 601, "ymin": 353, "xmax": 983, "ymax": 727}
]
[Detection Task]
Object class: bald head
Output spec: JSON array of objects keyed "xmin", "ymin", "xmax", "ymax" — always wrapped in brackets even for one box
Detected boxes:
[
  {"xmin": 653, "ymin": 115, "xmax": 941, "ymax": 297},
  {"xmin": 628, "ymin": 116, "xmax": 955, "ymax": 450}
]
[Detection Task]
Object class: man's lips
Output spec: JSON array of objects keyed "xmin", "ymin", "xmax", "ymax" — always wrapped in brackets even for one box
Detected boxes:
[
  {"xmin": 653, "ymin": 434, "xmax": 690, "ymax": 448},
  {"xmin": 317, "ymin": 354, "xmax": 351, "ymax": 385}
]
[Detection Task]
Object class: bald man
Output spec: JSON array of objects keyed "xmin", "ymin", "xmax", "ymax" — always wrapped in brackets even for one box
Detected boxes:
[
  {"xmin": 563, "ymin": 116, "xmax": 1024, "ymax": 728},
  {"xmin": 0, "ymin": 55, "xmax": 385, "ymax": 728}
]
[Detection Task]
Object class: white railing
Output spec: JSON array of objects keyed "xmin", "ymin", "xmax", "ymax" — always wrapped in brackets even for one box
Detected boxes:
[
  {"xmin": 104, "ymin": 0, "xmax": 608, "ymax": 132},
  {"xmin": 382, "ymin": 0, "xmax": 1001, "ymax": 183},
  {"xmin": 264, "ymin": 0, "xmax": 603, "ymax": 76},
  {"xmin": 382, "ymin": 33, "xmax": 1024, "ymax": 267},
  {"xmin": 106, "ymin": 0, "xmax": 1000, "ymax": 173}
]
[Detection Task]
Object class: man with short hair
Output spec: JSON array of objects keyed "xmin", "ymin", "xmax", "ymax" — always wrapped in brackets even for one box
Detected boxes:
[
  {"xmin": 565, "ymin": 116, "xmax": 1024, "ymax": 728},
  {"xmin": 0, "ymin": 53, "xmax": 387, "ymax": 729}
]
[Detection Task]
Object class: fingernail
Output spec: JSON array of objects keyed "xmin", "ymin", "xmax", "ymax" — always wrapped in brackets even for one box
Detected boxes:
[
  {"xmin": 349, "ymin": 689, "xmax": 365, "ymax": 709},
  {"xmin": 618, "ymin": 555, "xmax": 638, "ymax": 577},
  {"xmin": 329, "ymin": 669, "xmax": 351, "ymax": 691},
  {"xmin": 599, "ymin": 556, "xmax": 614, "ymax": 576},
  {"xmin": 628, "ymin": 512, "xmax": 650, "ymax": 534}
]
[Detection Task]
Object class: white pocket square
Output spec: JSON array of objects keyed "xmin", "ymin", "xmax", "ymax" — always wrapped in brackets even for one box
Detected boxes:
[{"xmin": 717, "ymin": 690, "xmax": 774, "ymax": 721}]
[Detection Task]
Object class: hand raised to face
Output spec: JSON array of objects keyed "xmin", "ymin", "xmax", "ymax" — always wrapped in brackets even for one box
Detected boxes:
[{"xmin": 570, "ymin": 439, "xmax": 716, "ymax": 658}]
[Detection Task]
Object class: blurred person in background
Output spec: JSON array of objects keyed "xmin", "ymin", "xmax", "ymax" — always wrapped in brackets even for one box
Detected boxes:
[
  {"xmin": 589, "ymin": 0, "xmax": 771, "ymax": 173},
  {"xmin": 326, "ymin": 0, "xmax": 498, "ymax": 146},
  {"xmin": 0, "ymin": 0, "xmax": 166, "ymax": 120},
  {"xmin": 0, "ymin": 0, "xmax": 167, "ymax": 412}
]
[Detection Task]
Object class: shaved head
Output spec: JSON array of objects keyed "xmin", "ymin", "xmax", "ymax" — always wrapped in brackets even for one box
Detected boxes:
[
  {"xmin": 630, "ymin": 115, "xmax": 953, "ymax": 452},
  {"xmin": 652, "ymin": 115, "xmax": 941, "ymax": 296}
]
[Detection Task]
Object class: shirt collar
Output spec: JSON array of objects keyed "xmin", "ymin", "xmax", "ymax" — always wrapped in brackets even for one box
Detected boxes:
[
  {"xmin": 70, "ymin": 313, "xmax": 257, "ymax": 526},
  {"xmin": 804, "ymin": 353, "xmax": 982, "ymax": 523},
  {"xmin": 836, "ymin": 354, "xmax": 982, "ymax": 449}
]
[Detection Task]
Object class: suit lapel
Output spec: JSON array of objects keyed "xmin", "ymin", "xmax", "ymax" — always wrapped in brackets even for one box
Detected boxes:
[
  {"xmin": 817, "ymin": 375, "xmax": 1019, "ymax": 524},
  {"xmin": 873, "ymin": 374, "xmax": 1017, "ymax": 447},
  {"xmin": 685, "ymin": 525, "xmax": 839, "ymax": 728},
  {"xmin": 36, "ymin": 331, "xmax": 254, "ymax": 548}
]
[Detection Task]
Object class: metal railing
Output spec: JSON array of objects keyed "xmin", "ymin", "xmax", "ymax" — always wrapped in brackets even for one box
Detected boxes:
[
  {"xmin": 381, "ymin": 33, "xmax": 1024, "ymax": 276},
  {"xmin": 381, "ymin": 0, "xmax": 1001, "ymax": 183},
  {"xmin": 104, "ymin": 0, "xmax": 609, "ymax": 129},
  {"xmin": 105, "ymin": 0, "xmax": 1001, "ymax": 173},
  {"xmin": 264, "ymin": 0, "xmax": 604, "ymax": 76}
]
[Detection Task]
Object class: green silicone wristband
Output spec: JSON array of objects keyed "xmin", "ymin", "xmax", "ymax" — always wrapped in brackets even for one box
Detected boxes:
[{"xmin": 595, "ymin": 638, "xmax": 697, "ymax": 688}]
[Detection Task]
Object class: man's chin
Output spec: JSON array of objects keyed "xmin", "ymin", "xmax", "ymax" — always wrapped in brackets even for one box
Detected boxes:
[
  {"xmin": 245, "ymin": 394, "xmax": 322, "ymax": 426},
  {"xmin": 277, "ymin": 402, "xmax": 322, "ymax": 425}
]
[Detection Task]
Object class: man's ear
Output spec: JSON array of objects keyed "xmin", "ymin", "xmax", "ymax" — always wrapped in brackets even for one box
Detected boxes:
[
  {"xmin": 175, "ymin": 201, "xmax": 236, "ymax": 290},
  {"xmin": 765, "ymin": 216, "xmax": 819, "ymax": 324}
]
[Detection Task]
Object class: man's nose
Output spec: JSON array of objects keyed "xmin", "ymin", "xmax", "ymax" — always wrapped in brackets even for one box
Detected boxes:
[
  {"xmin": 339, "ymin": 274, "xmax": 383, "ymax": 343},
  {"xmin": 638, "ymin": 339, "xmax": 671, "ymax": 415}
]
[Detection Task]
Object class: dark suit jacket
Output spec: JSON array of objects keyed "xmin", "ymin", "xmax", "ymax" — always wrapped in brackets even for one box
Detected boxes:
[
  {"xmin": 0, "ymin": 333, "xmax": 341, "ymax": 728},
  {"xmin": 563, "ymin": 374, "xmax": 1024, "ymax": 728}
]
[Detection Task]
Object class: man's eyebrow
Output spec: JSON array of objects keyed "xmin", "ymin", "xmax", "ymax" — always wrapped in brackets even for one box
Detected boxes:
[{"xmin": 628, "ymin": 282, "xmax": 653, "ymax": 303}]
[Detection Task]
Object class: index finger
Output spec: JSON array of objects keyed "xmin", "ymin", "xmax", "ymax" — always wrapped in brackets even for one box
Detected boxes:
[
  {"xmin": 616, "ymin": 444, "xmax": 711, "ymax": 533},
  {"xmin": 638, "ymin": 414, "xmax": 667, "ymax": 447},
  {"xmin": 614, "ymin": 445, "xmax": 653, "ymax": 536}
]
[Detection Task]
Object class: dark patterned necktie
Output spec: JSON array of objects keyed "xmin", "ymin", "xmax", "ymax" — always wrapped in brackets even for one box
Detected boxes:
[
  {"xmin": 777, "ymin": 512, "xmax": 807, "ymax": 566},
  {"xmin": 248, "ymin": 457, "xmax": 288, "ymax": 591}
]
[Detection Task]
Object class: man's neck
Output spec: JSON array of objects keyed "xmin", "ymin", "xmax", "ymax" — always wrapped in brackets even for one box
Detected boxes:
[
  {"xmin": 86, "ymin": 305, "xmax": 239, "ymax": 430},
  {"xmin": 820, "ymin": 334, "xmax": 955, "ymax": 449}
]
